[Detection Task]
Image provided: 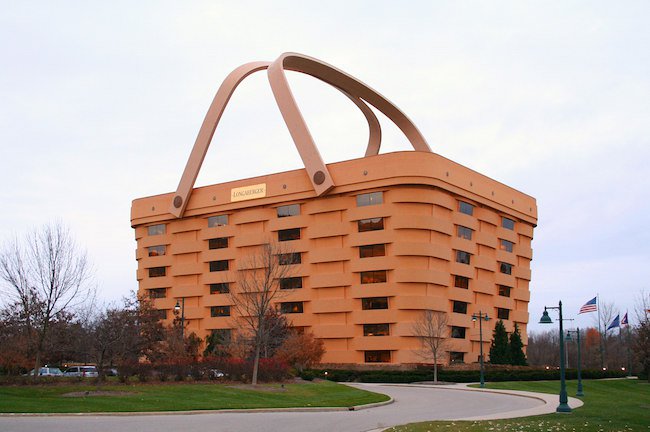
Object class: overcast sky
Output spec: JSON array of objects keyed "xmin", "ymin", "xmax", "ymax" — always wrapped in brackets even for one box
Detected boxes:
[{"xmin": 1, "ymin": 1, "xmax": 648, "ymax": 331}]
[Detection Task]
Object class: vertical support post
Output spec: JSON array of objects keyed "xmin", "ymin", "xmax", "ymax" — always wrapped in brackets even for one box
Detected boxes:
[
  {"xmin": 576, "ymin": 328, "xmax": 584, "ymax": 396},
  {"xmin": 557, "ymin": 301, "xmax": 571, "ymax": 412}
]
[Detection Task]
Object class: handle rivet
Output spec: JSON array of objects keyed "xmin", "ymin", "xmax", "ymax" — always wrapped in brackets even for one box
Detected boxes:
[
  {"xmin": 173, "ymin": 196, "xmax": 183, "ymax": 208},
  {"xmin": 313, "ymin": 171, "xmax": 326, "ymax": 185}
]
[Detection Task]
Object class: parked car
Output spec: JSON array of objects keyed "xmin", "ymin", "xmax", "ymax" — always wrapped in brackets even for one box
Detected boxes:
[
  {"xmin": 103, "ymin": 367, "xmax": 118, "ymax": 377},
  {"xmin": 28, "ymin": 367, "xmax": 64, "ymax": 377},
  {"xmin": 63, "ymin": 365, "xmax": 99, "ymax": 378}
]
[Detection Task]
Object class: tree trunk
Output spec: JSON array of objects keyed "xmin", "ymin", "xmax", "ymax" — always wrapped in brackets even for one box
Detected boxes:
[
  {"xmin": 433, "ymin": 353, "xmax": 438, "ymax": 383},
  {"xmin": 251, "ymin": 342, "xmax": 261, "ymax": 385}
]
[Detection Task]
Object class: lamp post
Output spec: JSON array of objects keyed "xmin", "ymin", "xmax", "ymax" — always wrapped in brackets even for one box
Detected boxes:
[
  {"xmin": 174, "ymin": 297, "xmax": 185, "ymax": 339},
  {"xmin": 566, "ymin": 328, "xmax": 584, "ymax": 397},
  {"xmin": 471, "ymin": 311, "xmax": 490, "ymax": 388},
  {"xmin": 540, "ymin": 301, "xmax": 572, "ymax": 413}
]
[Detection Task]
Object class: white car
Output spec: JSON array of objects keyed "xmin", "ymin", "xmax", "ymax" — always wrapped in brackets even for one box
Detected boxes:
[
  {"xmin": 28, "ymin": 367, "xmax": 64, "ymax": 377},
  {"xmin": 63, "ymin": 366, "xmax": 99, "ymax": 378}
]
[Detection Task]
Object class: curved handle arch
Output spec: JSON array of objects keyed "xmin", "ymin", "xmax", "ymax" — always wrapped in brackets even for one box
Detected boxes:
[{"xmin": 170, "ymin": 61, "xmax": 382, "ymax": 217}]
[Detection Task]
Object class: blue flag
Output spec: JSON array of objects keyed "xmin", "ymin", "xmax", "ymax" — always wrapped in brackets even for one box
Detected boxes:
[{"xmin": 607, "ymin": 314, "xmax": 620, "ymax": 331}]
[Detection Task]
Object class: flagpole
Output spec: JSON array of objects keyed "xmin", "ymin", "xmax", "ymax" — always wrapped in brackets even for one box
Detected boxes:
[{"xmin": 597, "ymin": 294, "xmax": 604, "ymax": 369}]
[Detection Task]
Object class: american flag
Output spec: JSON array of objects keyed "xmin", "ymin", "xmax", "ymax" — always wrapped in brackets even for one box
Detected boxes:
[{"xmin": 578, "ymin": 296, "xmax": 597, "ymax": 314}]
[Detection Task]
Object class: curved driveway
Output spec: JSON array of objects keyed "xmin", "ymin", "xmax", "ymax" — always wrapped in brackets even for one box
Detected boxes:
[{"xmin": 0, "ymin": 383, "xmax": 582, "ymax": 432}]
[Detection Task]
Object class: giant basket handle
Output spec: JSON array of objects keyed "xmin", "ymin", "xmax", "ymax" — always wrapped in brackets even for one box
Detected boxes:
[{"xmin": 171, "ymin": 53, "xmax": 430, "ymax": 217}]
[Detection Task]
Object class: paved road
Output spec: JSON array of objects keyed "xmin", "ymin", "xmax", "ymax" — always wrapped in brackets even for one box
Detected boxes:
[{"xmin": 0, "ymin": 383, "xmax": 571, "ymax": 432}]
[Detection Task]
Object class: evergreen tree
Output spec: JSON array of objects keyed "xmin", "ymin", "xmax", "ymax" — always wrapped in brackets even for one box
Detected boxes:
[
  {"xmin": 489, "ymin": 320, "xmax": 510, "ymax": 364},
  {"xmin": 509, "ymin": 323, "xmax": 528, "ymax": 365}
]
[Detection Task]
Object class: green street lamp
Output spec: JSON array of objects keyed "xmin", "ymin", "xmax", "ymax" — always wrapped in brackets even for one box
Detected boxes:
[
  {"xmin": 471, "ymin": 311, "xmax": 490, "ymax": 388},
  {"xmin": 539, "ymin": 301, "xmax": 572, "ymax": 413},
  {"xmin": 174, "ymin": 297, "xmax": 186, "ymax": 338},
  {"xmin": 566, "ymin": 328, "xmax": 584, "ymax": 397}
]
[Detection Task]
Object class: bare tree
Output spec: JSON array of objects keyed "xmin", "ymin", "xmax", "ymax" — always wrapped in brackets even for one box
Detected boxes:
[
  {"xmin": 634, "ymin": 290, "xmax": 650, "ymax": 381},
  {"xmin": 596, "ymin": 300, "xmax": 616, "ymax": 368},
  {"xmin": 412, "ymin": 309, "xmax": 449, "ymax": 382},
  {"xmin": 0, "ymin": 223, "xmax": 94, "ymax": 377},
  {"xmin": 229, "ymin": 242, "xmax": 293, "ymax": 385}
]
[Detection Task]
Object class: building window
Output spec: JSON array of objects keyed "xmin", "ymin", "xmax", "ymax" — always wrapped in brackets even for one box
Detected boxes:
[
  {"xmin": 210, "ymin": 328, "xmax": 232, "ymax": 344},
  {"xmin": 451, "ymin": 326, "xmax": 466, "ymax": 339},
  {"xmin": 280, "ymin": 302, "xmax": 304, "ymax": 314},
  {"xmin": 500, "ymin": 239, "xmax": 514, "ymax": 253},
  {"xmin": 148, "ymin": 245, "xmax": 166, "ymax": 257},
  {"xmin": 147, "ymin": 224, "xmax": 165, "ymax": 236},
  {"xmin": 154, "ymin": 309, "xmax": 168, "ymax": 320},
  {"xmin": 456, "ymin": 250, "xmax": 471, "ymax": 265},
  {"xmin": 459, "ymin": 201, "xmax": 474, "ymax": 216},
  {"xmin": 364, "ymin": 350, "xmax": 390, "ymax": 363},
  {"xmin": 498, "ymin": 285, "xmax": 511, "ymax": 297},
  {"xmin": 278, "ymin": 253, "xmax": 301, "ymax": 265},
  {"xmin": 208, "ymin": 214, "xmax": 228, "ymax": 227},
  {"xmin": 454, "ymin": 275, "xmax": 469, "ymax": 289},
  {"xmin": 502, "ymin": 217, "xmax": 515, "ymax": 230},
  {"xmin": 362, "ymin": 297, "xmax": 388, "ymax": 310},
  {"xmin": 209, "ymin": 237, "xmax": 229, "ymax": 249},
  {"xmin": 148, "ymin": 288, "xmax": 166, "ymax": 299},
  {"xmin": 280, "ymin": 277, "xmax": 303, "ymax": 290},
  {"xmin": 363, "ymin": 323, "xmax": 390, "ymax": 336},
  {"xmin": 360, "ymin": 270, "xmax": 387, "ymax": 284},
  {"xmin": 356, "ymin": 191, "xmax": 383, "ymax": 207},
  {"xmin": 358, "ymin": 217, "xmax": 384, "ymax": 232},
  {"xmin": 210, "ymin": 260, "xmax": 229, "ymax": 272},
  {"xmin": 210, "ymin": 283, "xmax": 230, "ymax": 294},
  {"xmin": 277, "ymin": 204, "xmax": 300, "ymax": 218},
  {"xmin": 499, "ymin": 262, "xmax": 513, "ymax": 275},
  {"xmin": 449, "ymin": 351, "xmax": 465, "ymax": 364},
  {"xmin": 497, "ymin": 308, "xmax": 510, "ymax": 320},
  {"xmin": 457, "ymin": 226, "xmax": 473, "ymax": 240},
  {"xmin": 452, "ymin": 300, "xmax": 468, "ymax": 314},
  {"xmin": 148, "ymin": 267, "xmax": 166, "ymax": 278},
  {"xmin": 211, "ymin": 306, "xmax": 231, "ymax": 317},
  {"xmin": 278, "ymin": 228, "xmax": 301, "ymax": 242},
  {"xmin": 359, "ymin": 244, "xmax": 386, "ymax": 258}
]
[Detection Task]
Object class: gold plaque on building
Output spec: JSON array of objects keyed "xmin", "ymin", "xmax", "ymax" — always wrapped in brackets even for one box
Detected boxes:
[{"xmin": 230, "ymin": 183, "xmax": 266, "ymax": 202}]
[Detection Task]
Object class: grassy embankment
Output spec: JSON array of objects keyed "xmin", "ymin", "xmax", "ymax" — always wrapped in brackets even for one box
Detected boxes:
[
  {"xmin": 0, "ymin": 380, "xmax": 389, "ymax": 413},
  {"xmin": 385, "ymin": 379, "xmax": 649, "ymax": 432}
]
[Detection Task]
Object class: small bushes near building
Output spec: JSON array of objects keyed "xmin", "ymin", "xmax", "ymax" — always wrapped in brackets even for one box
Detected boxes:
[{"xmin": 304, "ymin": 366, "xmax": 627, "ymax": 384}]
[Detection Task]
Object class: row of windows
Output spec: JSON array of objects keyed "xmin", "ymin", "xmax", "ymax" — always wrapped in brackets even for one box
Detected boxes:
[
  {"xmin": 456, "ymin": 226, "xmax": 515, "ymax": 254},
  {"xmin": 458, "ymin": 201, "xmax": 516, "ymax": 231},
  {"xmin": 365, "ymin": 350, "xmax": 464, "ymax": 364},
  {"xmin": 209, "ymin": 301, "xmax": 305, "ymax": 317},
  {"xmin": 454, "ymin": 251, "xmax": 515, "ymax": 275},
  {"xmin": 451, "ymin": 301, "xmax": 511, "ymax": 320},
  {"xmin": 452, "ymin": 276, "xmax": 513, "ymax": 297}
]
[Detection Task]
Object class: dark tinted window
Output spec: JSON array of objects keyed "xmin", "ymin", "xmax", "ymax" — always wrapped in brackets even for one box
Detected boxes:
[
  {"xmin": 497, "ymin": 308, "xmax": 510, "ymax": 320},
  {"xmin": 148, "ymin": 267, "xmax": 166, "ymax": 278},
  {"xmin": 449, "ymin": 351, "xmax": 465, "ymax": 363},
  {"xmin": 457, "ymin": 226, "xmax": 473, "ymax": 240},
  {"xmin": 499, "ymin": 262, "xmax": 513, "ymax": 275},
  {"xmin": 210, "ymin": 283, "xmax": 230, "ymax": 294},
  {"xmin": 364, "ymin": 350, "xmax": 390, "ymax": 362},
  {"xmin": 211, "ymin": 306, "xmax": 230, "ymax": 317},
  {"xmin": 359, "ymin": 244, "xmax": 386, "ymax": 258},
  {"xmin": 360, "ymin": 270, "xmax": 387, "ymax": 284},
  {"xmin": 451, "ymin": 326, "xmax": 466, "ymax": 339},
  {"xmin": 356, "ymin": 191, "xmax": 383, "ymax": 207},
  {"xmin": 278, "ymin": 253, "xmax": 301, "ymax": 265},
  {"xmin": 456, "ymin": 250, "xmax": 471, "ymax": 265},
  {"xmin": 498, "ymin": 285, "xmax": 511, "ymax": 297},
  {"xmin": 459, "ymin": 202, "xmax": 474, "ymax": 216},
  {"xmin": 502, "ymin": 217, "xmax": 515, "ymax": 230},
  {"xmin": 280, "ymin": 277, "xmax": 303, "ymax": 290},
  {"xmin": 278, "ymin": 228, "xmax": 301, "ymax": 242},
  {"xmin": 209, "ymin": 237, "xmax": 228, "ymax": 249},
  {"xmin": 280, "ymin": 302, "xmax": 304, "ymax": 314},
  {"xmin": 500, "ymin": 239, "xmax": 514, "ymax": 252},
  {"xmin": 363, "ymin": 323, "xmax": 390, "ymax": 336},
  {"xmin": 362, "ymin": 297, "xmax": 388, "ymax": 310},
  {"xmin": 277, "ymin": 204, "xmax": 300, "ymax": 217},
  {"xmin": 210, "ymin": 260, "xmax": 229, "ymax": 272},
  {"xmin": 454, "ymin": 275, "xmax": 469, "ymax": 289},
  {"xmin": 358, "ymin": 217, "xmax": 384, "ymax": 232},
  {"xmin": 452, "ymin": 301, "xmax": 468, "ymax": 314},
  {"xmin": 149, "ymin": 288, "xmax": 166, "ymax": 299}
]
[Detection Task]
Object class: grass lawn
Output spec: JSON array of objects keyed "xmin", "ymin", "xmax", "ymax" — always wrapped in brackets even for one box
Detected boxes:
[
  {"xmin": 0, "ymin": 380, "xmax": 389, "ymax": 413},
  {"xmin": 384, "ymin": 379, "xmax": 650, "ymax": 432}
]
